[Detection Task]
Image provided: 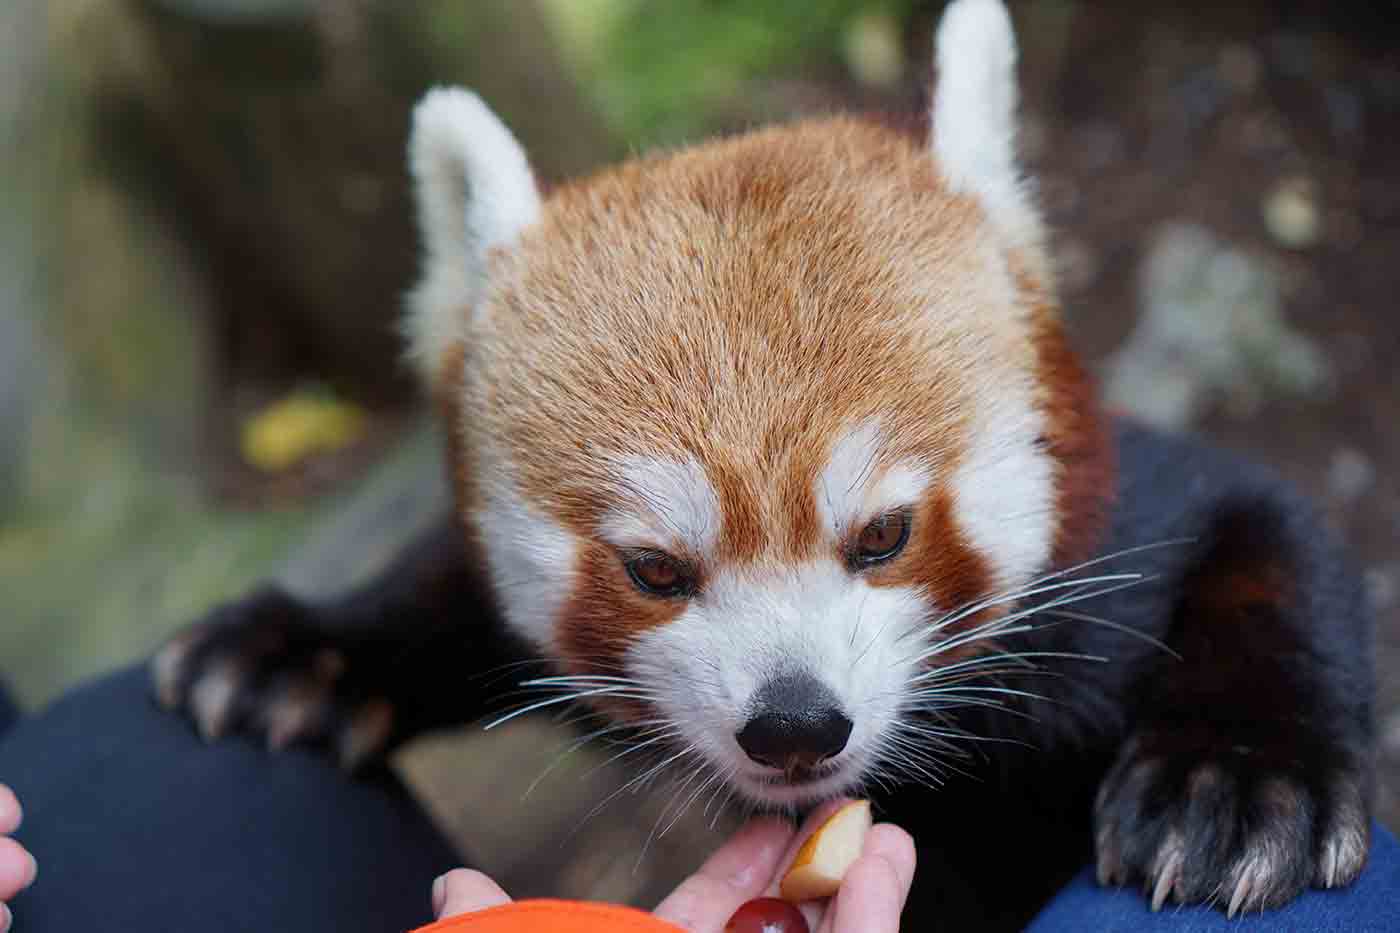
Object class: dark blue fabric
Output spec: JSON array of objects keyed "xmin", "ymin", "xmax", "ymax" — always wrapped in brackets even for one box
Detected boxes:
[
  {"xmin": 0, "ymin": 665, "xmax": 462, "ymax": 933},
  {"xmin": 1029, "ymin": 824, "xmax": 1400, "ymax": 932},
  {"xmin": 0, "ymin": 678, "xmax": 18, "ymax": 736}
]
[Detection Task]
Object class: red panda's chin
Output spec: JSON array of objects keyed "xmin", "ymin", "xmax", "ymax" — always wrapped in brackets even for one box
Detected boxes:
[{"xmin": 732, "ymin": 764, "xmax": 866, "ymax": 808}]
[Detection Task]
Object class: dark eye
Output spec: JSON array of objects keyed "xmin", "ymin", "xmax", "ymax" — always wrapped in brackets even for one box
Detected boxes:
[
  {"xmin": 624, "ymin": 551, "xmax": 695, "ymax": 598},
  {"xmin": 852, "ymin": 510, "xmax": 911, "ymax": 568}
]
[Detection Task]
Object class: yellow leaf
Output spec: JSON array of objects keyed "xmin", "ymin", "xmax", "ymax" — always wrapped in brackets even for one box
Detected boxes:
[{"xmin": 240, "ymin": 392, "xmax": 367, "ymax": 473}]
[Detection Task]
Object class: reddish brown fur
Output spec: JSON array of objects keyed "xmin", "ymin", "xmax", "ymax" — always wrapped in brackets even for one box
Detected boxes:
[
  {"xmin": 448, "ymin": 116, "xmax": 1108, "ymax": 679},
  {"xmin": 556, "ymin": 542, "xmax": 689, "ymax": 681},
  {"xmin": 1016, "ymin": 266, "xmax": 1116, "ymax": 569},
  {"xmin": 863, "ymin": 486, "xmax": 992, "ymax": 623},
  {"xmin": 1188, "ymin": 561, "xmax": 1292, "ymax": 615}
]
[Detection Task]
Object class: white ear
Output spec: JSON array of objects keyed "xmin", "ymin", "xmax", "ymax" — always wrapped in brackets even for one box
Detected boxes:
[
  {"xmin": 932, "ymin": 0, "xmax": 1041, "ymax": 250},
  {"xmin": 405, "ymin": 87, "xmax": 541, "ymax": 385}
]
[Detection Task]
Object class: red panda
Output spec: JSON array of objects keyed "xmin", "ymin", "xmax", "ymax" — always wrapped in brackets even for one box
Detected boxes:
[{"xmin": 155, "ymin": 1, "xmax": 1373, "ymax": 928}]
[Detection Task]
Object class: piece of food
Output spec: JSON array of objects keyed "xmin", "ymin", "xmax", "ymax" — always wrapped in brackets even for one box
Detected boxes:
[
  {"xmin": 240, "ymin": 391, "xmax": 366, "ymax": 473},
  {"xmin": 725, "ymin": 897, "xmax": 810, "ymax": 933},
  {"xmin": 780, "ymin": 800, "xmax": 873, "ymax": 902}
]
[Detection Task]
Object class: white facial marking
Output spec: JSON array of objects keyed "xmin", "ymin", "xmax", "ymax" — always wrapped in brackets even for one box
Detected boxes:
[
  {"xmin": 932, "ymin": 0, "xmax": 1042, "ymax": 252},
  {"xmin": 406, "ymin": 87, "xmax": 542, "ymax": 385},
  {"xmin": 951, "ymin": 386, "xmax": 1055, "ymax": 591},
  {"xmin": 817, "ymin": 420, "xmax": 930, "ymax": 539},
  {"xmin": 627, "ymin": 561, "xmax": 930, "ymax": 807},
  {"xmin": 475, "ymin": 459, "xmax": 577, "ymax": 651},
  {"xmin": 598, "ymin": 454, "xmax": 721, "ymax": 557}
]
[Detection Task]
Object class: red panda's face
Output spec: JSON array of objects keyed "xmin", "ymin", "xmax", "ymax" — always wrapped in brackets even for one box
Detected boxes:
[{"xmin": 406, "ymin": 0, "xmax": 1111, "ymax": 806}]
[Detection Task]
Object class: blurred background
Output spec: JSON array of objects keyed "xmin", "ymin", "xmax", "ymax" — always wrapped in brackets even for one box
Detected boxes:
[{"xmin": 1, "ymin": 0, "xmax": 1397, "ymax": 907}]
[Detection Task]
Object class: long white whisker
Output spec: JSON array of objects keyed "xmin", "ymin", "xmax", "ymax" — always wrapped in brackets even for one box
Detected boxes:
[
  {"xmin": 908, "ymin": 650, "xmax": 1106, "ymax": 684},
  {"xmin": 910, "ymin": 685, "xmax": 1051, "ymax": 703},
  {"xmin": 484, "ymin": 686, "xmax": 652, "ymax": 730},
  {"xmin": 523, "ymin": 719, "xmax": 677, "ymax": 799},
  {"xmin": 914, "ymin": 576, "xmax": 1155, "ymax": 663},
  {"xmin": 908, "ymin": 696, "xmax": 1040, "ymax": 719},
  {"xmin": 1037, "ymin": 537, "xmax": 1194, "ymax": 581},
  {"xmin": 656, "ymin": 762, "xmax": 728, "ymax": 847},
  {"xmin": 578, "ymin": 743, "xmax": 698, "ymax": 828},
  {"xmin": 582, "ymin": 728, "xmax": 683, "ymax": 781},
  {"xmin": 519, "ymin": 674, "xmax": 647, "ymax": 687},
  {"xmin": 1038, "ymin": 609, "xmax": 1182, "ymax": 659},
  {"xmin": 911, "ymin": 572, "xmax": 1145, "ymax": 646}
]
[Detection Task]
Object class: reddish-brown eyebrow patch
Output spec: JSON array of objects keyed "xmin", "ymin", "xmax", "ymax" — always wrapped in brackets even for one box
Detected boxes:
[
  {"xmin": 862, "ymin": 485, "xmax": 992, "ymax": 627},
  {"xmin": 555, "ymin": 541, "xmax": 690, "ymax": 683}
]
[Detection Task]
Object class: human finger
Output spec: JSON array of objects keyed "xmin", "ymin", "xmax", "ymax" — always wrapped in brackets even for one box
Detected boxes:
[
  {"xmin": 0, "ymin": 787, "xmax": 19, "ymax": 836},
  {"xmin": 817, "ymin": 824, "xmax": 915, "ymax": 933},
  {"xmin": 0, "ymin": 837, "xmax": 37, "ymax": 902},
  {"xmin": 653, "ymin": 817, "xmax": 795, "ymax": 932},
  {"xmin": 434, "ymin": 868, "xmax": 512, "ymax": 919}
]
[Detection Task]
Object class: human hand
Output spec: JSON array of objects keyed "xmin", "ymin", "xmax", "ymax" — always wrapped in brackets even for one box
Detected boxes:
[
  {"xmin": 432, "ymin": 798, "xmax": 915, "ymax": 932},
  {"xmin": 0, "ymin": 784, "xmax": 37, "ymax": 932}
]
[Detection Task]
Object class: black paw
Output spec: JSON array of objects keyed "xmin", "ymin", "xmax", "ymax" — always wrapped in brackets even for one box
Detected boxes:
[
  {"xmin": 1094, "ymin": 728, "xmax": 1370, "ymax": 916},
  {"xmin": 151, "ymin": 587, "xmax": 397, "ymax": 771}
]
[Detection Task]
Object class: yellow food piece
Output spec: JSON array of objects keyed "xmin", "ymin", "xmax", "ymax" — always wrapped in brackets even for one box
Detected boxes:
[
  {"xmin": 780, "ymin": 800, "xmax": 872, "ymax": 902},
  {"xmin": 240, "ymin": 392, "xmax": 367, "ymax": 473}
]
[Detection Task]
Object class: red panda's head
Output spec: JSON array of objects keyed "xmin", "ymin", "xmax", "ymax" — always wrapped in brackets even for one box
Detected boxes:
[{"xmin": 406, "ymin": 0, "xmax": 1112, "ymax": 806}]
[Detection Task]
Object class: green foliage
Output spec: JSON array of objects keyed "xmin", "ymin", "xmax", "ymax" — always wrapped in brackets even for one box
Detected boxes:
[{"xmin": 546, "ymin": 0, "xmax": 923, "ymax": 145}]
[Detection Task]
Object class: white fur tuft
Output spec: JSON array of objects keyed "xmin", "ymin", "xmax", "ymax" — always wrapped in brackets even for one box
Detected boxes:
[
  {"xmin": 405, "ymin": 87, "xmax": 541, "ymax": 386},
  {"xmin": 951, "ymin": 383, "xmax": 1055, "ymax": 592},
  {"xmin": 474, "ymin": 444, "xmax": 578, "ymax": 652},
  {"xmin": 597, "ymin": 454, "xmax": 722, "ymax": 557},
  {"xmin": 932, "ymin": 0, "xmax": 1041, "ymax": 250},
  {"xmin": 817, "ymin": 420, "xmax": 930, "ymax": 539}
]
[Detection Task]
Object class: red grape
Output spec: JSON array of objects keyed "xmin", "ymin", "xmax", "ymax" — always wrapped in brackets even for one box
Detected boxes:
[{"xmin": 725, "ymin": 897, "xmax": 810, "ymax": 933}]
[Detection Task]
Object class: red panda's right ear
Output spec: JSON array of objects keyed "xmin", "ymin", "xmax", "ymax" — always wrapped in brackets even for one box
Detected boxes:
[
  {"xmin": 931, "ymin": 0, "xmax": 1044, "ymax": 258},
  {"xmin": 404, "ymin": 88, "xmax": 541, "ymax": 388}
]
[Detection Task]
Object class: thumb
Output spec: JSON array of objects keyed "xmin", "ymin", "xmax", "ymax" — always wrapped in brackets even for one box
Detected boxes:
[{"xmin": 433, "ymin": 868, "xmax": 513, "ymax": 919}]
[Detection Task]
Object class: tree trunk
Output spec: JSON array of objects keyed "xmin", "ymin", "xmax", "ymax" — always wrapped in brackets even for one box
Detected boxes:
[{"xmin": 90, "ymin": 0, "xmax": 616, "ymax": 412}]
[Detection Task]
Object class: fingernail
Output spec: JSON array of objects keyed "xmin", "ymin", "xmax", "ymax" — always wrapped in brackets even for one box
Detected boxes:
[
  {"xmin": 1, "ymin": 902, "xmax": 12, "ymax": 933},
  {"xmin": 431, "ymin": 873, "xmax": 447, "ymax": 918},
  {"xmin": 24, "ymin": 851, "xmax": 37, "ymax": 888}
]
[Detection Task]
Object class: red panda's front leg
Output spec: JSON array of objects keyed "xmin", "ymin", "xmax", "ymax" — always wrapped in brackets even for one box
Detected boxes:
[
  {"xmin": 1093, "ymin": 497, "xmax": 1373, "ymax": 915},
  {"xmin": 151, "ymin": 515, "xmax": 530, "ymax": 770}
]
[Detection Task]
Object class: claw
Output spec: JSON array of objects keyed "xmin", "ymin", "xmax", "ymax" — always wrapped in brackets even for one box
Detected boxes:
[
  {"xmin": 1316, "ymin": 786, "xmax": 1370, "ymax": 890},
  {"xmin": 151, "ymin": 624, "xmax": 210, "ymax": 709},
  {"xmin": 1322, "ymin": 842, "xmax": 1338, "ymax": 888},
  {"xmin": 1095, "ymin": 826, "xmax": 1120, "ymax": 886},
  {"xmin": 1150, "ymin": 844, "xmax": 1184, "ymax": 911},
  {"xmin": 338, "ymin": 699, "xmax": 395, "ymax": 772},
  {"xmin": 263, "ymin": 679, "xmax": 328, "ymax": 751},
  {"xmin": 1226, "ymin": 863, "xmax": 1255, "ymax": 919},
  {"xmin": 190, "ymin": 660, "xmax": 242, "ymax": 741}
]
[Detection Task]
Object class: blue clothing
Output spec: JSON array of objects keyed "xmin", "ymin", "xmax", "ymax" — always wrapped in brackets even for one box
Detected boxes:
[
  {"xmin": 1028, "ymin": 827, "xmax": 1400, "ymax": 932},
  {"xmin": 0, "ymin": 665, "xmax": 459, "ymax": 931},
  {"xmin": 1, "ymin": 665, "xmax": 1397, "ymax": 931}
]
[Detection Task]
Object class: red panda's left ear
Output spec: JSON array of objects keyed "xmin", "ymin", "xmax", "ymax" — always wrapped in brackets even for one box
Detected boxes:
[
  {"xmin": 404, "ymin": 88, "xmax": 542, "ymax": 389},
  {"xmin": 930, "ymin": 0, "xmax": 1044, "ymax": 257}
]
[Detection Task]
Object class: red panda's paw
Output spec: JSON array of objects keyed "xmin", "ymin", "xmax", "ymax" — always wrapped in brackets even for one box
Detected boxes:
[
  {"xmin": 1092, "ymin": 727, "xmax": 1370, "ymax": 917},
  {"xmin": 150, "ymin": 587, "xmax": 396, "ymax": 772}
]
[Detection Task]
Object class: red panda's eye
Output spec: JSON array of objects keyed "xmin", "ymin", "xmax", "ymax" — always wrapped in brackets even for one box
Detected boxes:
[
  {"xmin": 852, "ymin": 510, "xmax": 911, "ymax": 567},
  {"xmin": 624, "ymin": 552, "xmax": 694, "ymax": 598}
]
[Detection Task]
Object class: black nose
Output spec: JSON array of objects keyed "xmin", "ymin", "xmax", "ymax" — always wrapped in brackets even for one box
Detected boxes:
[{"xmin": 735, "ymin": 673, "xmax": 853, "ymax": 771}]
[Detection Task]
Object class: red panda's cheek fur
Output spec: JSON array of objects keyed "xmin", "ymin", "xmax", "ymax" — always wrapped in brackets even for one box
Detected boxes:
[
  {"xmin": 555, "ymin": 541, "xmax": 688, "ymax": 695},
  {"xmin": 862, "ymin": 484, "xmax": 997, "ymax": 663},
  {"xmin": 1015, "ymin": 264, "xmax": 1117, "ymax": 570}
]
